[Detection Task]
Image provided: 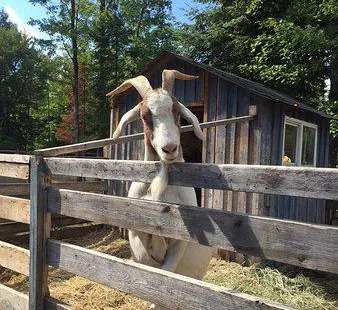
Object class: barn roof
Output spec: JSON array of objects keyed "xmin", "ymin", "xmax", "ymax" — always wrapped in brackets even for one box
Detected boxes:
[{"xmin": 138, "ymin": 50, "xmax": 331, "ymax": 119}]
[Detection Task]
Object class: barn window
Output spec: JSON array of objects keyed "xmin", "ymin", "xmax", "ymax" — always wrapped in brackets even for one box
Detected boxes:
[{"xmin": 283, "ymin": 117, "xmax": 318, "ymax": 166}]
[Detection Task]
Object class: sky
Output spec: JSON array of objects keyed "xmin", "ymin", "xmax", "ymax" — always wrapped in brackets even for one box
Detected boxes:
[
  {"xmin": 0, "ymin": 0, "xmax": 200, "ymax": 39},
  {"xmin": 0, "ymin": 0, "xmax": 47, "ymax": 38}
]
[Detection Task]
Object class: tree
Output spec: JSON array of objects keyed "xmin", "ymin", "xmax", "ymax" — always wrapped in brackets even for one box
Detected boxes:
[
  {"xmin": 30, "ymin": 0, "xmax": 176, "ymax": 141},
  {"xmin": 89, "ymin": 0, "xmax": 176, "ymax": 139},
  {"xmin": 29, "ymin": 0, "xmax": 94, "ymax": 143},
  {"xmin": 179, "ymin": 0, "xmax": 337, "ymax": 106},
  {"xmin": 0, "ymin": 10, "xmax": 52, "ymax": 151}
]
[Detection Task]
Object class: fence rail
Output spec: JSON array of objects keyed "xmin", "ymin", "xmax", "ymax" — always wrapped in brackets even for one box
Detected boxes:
[
  {"xmin": 0, "ymin": 195, "xmax": 30, "ymax": 224},
  {"xmin": 48, "ymin": 188, "xmax": 338, "ymax": 273},
  {"xmin": 44, "ymin": 158, "xmax": 338, "ymax": 200},
  {"xmin": 36, "ymin": 114, "xmax": 256, "ymax": 157},
  {"xmin": 0, "ymin": 180, "xmax": 107, "ymax": 196},
  {"xmin": 0, "ymin": 241, "xmax": 29, "ymax": 276},
  {"xmin": 0, "ymin": 283, "xmax": 70, "ymax": 310},
  {"xmin": 47, "ymin": 239, "xmax": 291, "ymax": 310}
]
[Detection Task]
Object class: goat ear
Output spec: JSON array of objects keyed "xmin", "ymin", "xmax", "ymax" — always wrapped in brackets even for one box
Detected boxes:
[
  {"xmin": 113, "ymin": 104, "xmax": 140, "ymax": 139},
  {"xmin": 179, "ymin": 102, "xmax": 205, "ymax": 141}
]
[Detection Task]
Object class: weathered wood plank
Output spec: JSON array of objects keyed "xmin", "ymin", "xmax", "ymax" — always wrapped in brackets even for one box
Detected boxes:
[
  {"xmin": 206, "ymin": 75, "xmax": 218, "ymax": 208},
  {"xmin": 0, "ymin": 181, "xmax": 106, "ymax": 196},
  {"xmin": 48, "ymin": 189, "xmax": 338, "ymax": 273},
  {"xmin": 184, "ymin": 62, "xmax": 197, "ymax": 104},
  {"xmin": 213, "ymin": 80, "xmax": 227, "ymax": 209},
  {"xmin": 44, "ymin": 159, "xmax": 338, "ymax": 200},
  {"xmin": 1, "ymin": 223, "xmax": 106, "ymax": 245},
  {"xmin": 0, "ymin": 163, "xmax": 29, "ymax": 179},
  {"xmin": 247, "ymin": 101, "xmax": 261, "ymax": 215},
  {"xmin": 36, "ymin": 115, "xmax": 256, "ymax": 157},
  {"xmin": 0, "ymin": 217, "xmax": 85, "ymax": 237},
  {"xmin": 0, "ymin": 284, "xmax": 28, "ymax": 310},
  {"xmin": 0, "ymin": 154, "xmax": 31, "ymax": 164},
  {"xmin": 47, "ymin": 239, "xmax": 292, "ymax": 310},
  {"xmin": 260, "ymin": 99, "xmax": 273, "ymax": 217},
  {"xmin": 0, "ymin": 195, "xmax": 30, "ymax": 224},
  {"xmin": 0, "ymin": 222, "xmax": 29, "ymax": 235},
  {"xmin": 49, "ymin": 223, "xmax": 107, "ymax": 240},
  {"xmin": 0, "ymin": 183, "xmax": 30, "ymax": 195},
  {"xmin": 226, "ymin": 84, "xmax": 237, "ymax": 212},
  {"xmin": 0, "ymin": 241, "xmax": 29, "ymax": 276},
  {"xmin": 0, "ymin": 284, "xmax": 70, "ymax": 310},
  {"xmin": 234, "ymin": 89, "xmax": 250, "ymax": 213},
  {"xmin": 51, "ymin": 181, "xmax": 108, "ymax": 192},
  {"xmin": 29, "ymin": 156, "xmax": 51, "ymax": 310},
  {"xmin": 200, "ymin": 70, "xmax": 208, "ymax": 208},
  {"xmin": 51, "ymin": 216, "xmax": 87, "ymax": 228}
]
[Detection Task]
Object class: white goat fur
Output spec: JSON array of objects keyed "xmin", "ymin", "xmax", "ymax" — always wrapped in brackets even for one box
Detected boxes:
[{"xmin": 108, "ymin": 70, "xmax": 213, "ymax": 310}]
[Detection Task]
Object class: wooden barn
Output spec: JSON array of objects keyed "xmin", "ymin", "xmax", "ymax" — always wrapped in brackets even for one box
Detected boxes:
[{"xmin": 109, "ymin": 50, "xmax": 331, "ymax": 225}]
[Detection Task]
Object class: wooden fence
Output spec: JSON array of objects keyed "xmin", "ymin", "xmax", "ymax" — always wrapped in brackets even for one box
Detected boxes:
[
  {"xmin": 1, "ymin": 114, "xmax": 338, "ymax": 310},
  {"xmin": 32, "ymin": 153, "xmax": 338, "ymax": 309},
  {"xmin": 27, "ymin": 156, "xmax": 338, "ymax": 310},
  {"xmin": 0, "ymin": 154, "xmax": 108, "ymax": 309}
]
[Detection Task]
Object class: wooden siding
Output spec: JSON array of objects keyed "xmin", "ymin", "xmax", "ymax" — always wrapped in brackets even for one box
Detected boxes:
[
  {"xmin": 112, "ymin": 56, "xmax": 330, "ymax": 224},
  {"xmin": 261, "ymin": 100, "xmax": 329, "ymax": 224}
]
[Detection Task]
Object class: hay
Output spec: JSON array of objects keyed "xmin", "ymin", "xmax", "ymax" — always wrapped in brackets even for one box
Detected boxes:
[
  {"xmin": 0, "ymin": 228, "xmax": 337, "ymax": 310},
  {"xmin": 205, "ymin": 259, "xmax": 337, "ymax": 310}
]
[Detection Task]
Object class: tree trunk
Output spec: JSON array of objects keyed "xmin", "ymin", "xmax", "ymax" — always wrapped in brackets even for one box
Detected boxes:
[
  {"xmin": 329, "ymin": 56, "xmax": 338, "ymax": 101},
  {"xmin": 71, "ymin": 0, "xmax": 79, "ymax": 143},
  {"xmin": 135, "ymin": 1, "xmax": 147, "ymax": 39}
]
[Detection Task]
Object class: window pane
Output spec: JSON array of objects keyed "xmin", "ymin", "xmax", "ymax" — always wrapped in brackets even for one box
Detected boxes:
[
  {"xmin": 283, "ymin": 124, "xmax": 298, "ymax": 164},
  {"xmin": 302, "ymin": 126, "xmax": 316, "ymax": 166}
]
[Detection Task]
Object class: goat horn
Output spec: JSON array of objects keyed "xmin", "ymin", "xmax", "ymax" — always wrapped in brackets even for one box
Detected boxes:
[
  {"xmin": 162, "ymin": 69, "xmax": 198, "ymax": 95},
  {"xmin": 106, "ymin": 75, "xmax": 153, "ymax": 100}
]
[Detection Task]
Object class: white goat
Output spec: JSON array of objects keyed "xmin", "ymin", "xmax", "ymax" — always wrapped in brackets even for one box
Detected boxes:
[{"xmin": 107, "ymin": 70, "xmax": 213, "ymax": 310}]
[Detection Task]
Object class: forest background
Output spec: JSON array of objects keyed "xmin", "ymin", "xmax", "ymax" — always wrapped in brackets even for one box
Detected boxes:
[{"xmin": 0, "ymin": 0, "xmax": 337, "ymax": 165}]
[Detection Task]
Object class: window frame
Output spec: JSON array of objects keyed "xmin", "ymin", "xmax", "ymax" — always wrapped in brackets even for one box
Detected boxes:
[{"xmin": 282, "ymin": 116, "xmax": 318, "ymax": 167}]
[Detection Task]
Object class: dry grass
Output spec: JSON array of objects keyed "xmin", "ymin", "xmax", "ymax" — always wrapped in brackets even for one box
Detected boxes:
[
  {"xmin": 205, "ymin": 259, "xmax": 337, "ymax": 310},
  {"xmin": 0, "ymin": 228, "xmax": 337, "ymax": 310}
]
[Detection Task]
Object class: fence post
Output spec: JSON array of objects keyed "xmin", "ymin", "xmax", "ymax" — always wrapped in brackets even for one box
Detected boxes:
[{"xmin": 29, "ymin": 155, "xmax": 51, "ymax": 309}]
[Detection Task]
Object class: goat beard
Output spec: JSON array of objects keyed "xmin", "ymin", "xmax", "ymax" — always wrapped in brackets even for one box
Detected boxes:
[{"xmin": 148, "ymin": 162, "xmax": 169, "ymax": 201}]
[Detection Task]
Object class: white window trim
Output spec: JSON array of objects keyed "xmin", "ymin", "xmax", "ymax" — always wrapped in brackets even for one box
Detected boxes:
[{"xmin": 283, "ymin": 116, "xmax": 318, "ymax": 167}]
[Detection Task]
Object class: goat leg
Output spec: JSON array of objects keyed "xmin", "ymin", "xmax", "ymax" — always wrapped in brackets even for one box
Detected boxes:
[{"xmin": 161, "ymin": 239, "xmax": 187, "ymax": 272}]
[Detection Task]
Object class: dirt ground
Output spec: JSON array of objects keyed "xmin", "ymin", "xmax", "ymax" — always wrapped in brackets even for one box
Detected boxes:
[{"xmin": 1, "ymin": 227, "xmax": 337, "ymax": 310}]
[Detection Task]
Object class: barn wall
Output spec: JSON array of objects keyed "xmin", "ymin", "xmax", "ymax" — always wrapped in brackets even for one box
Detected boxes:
[
  {"xmin": 111, "ymin": 55, "xmax": 330, "ymax": 224},
  {"xmin": 260, "ymin": 100, "xmax": 330, "ymax": 224}
]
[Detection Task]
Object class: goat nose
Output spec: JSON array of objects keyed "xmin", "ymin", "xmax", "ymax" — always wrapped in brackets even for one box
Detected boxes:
[{"xmin": 162, "ymin": 143, "xmax": 177, "ymax": 154}]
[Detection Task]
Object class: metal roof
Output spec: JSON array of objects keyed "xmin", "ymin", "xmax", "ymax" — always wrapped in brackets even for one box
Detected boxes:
[{"xmin": 138, "ymin": 50, "xmax": 331, "ymax": 119}]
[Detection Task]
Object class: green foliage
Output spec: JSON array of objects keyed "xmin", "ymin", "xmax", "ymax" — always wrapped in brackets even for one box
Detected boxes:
[
  {"xmin": 180, "ymin": 0, "xmax": 335, "ymax": 103},
  {"xmin": 88, "ymin": 0, "xmax": 176, "ymax": 139},
  {"xmin": 178, "ymin": 0, "xmax": 337, "ymax": 111},
  {"xmin": 0, "ymin": 10, "xmax": 53, "ymax": 151},
  {"xmin": 28, "ymin": 0, "xmax": 176, "ymax": 142}
]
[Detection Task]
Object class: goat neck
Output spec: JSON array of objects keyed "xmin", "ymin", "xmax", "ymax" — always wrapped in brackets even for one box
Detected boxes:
[{"xmin": 144, "ymin": 135, "xmax": 184, "ymax": 201}]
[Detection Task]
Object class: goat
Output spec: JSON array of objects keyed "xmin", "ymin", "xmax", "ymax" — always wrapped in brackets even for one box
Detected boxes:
[{"xmin": 107, "ymin": 70, "xmax": 213, "ymax": 310}]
